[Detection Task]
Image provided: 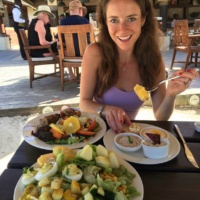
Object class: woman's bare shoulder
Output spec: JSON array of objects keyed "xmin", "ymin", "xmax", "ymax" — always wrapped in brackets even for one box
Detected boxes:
[
  {"xmin": 85, "ymin": 43, "xmax": 101, "ymax": 57},
  {"xmin": 83, "ymin": 43, "xmax": 101, "ymax": 69}
]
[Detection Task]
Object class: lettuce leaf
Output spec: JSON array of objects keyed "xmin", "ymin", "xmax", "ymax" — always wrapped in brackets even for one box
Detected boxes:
[{"xmin": 96, "ymin": 174, "xmax": 121, "ymax": 191}]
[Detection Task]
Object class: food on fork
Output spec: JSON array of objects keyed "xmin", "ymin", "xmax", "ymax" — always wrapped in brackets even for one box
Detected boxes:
[{"xmin": 134, "ymin": 84, "xmax": 149, "ymax": 101}]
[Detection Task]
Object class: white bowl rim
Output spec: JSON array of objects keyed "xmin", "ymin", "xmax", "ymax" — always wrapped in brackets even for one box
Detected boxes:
[
  {"xmin": 194, "ymin": 122, "xmax": 200, "ymax": 132},
  {"xmin": 139, "ymin": 126, "xmax": 169, "ymax": 139},
  {"xmin": 194, "ymin": 121, "xmax": 200, "ymax": 128},
  {"xmin": 142, "ymin": 138, "xmax": 170, "ymax": 159},
  {"xmin": 142, "ymin": 138, "xmax": 170, "ymax": 148},
  {"xmin": 115, "ymin": 132, "xmax": 143, "ymax": 138},
  {"xmin": 114, "ymin": 132, "xmax": 142, "ymax": 152}
]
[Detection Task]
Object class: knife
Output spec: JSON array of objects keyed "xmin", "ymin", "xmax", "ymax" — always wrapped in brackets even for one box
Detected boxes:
[{"xmin": 174, "ymin": 124, "xmax": 199, "ymax": 168}]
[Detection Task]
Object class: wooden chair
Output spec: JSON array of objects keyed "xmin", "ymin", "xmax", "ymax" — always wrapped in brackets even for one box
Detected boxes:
[
  {"xmin": 57, "ymin": 24, "xmax": 95, "ymax": 91},
  {"xmin": 19, "ymin": 29, "xmax": 60, "ymax": 88},
  {"xmin": 170, "ymin": 19, "xmax": 200, "ymax": 70},
  {"xmin": 190, "ymin": 19, "xmax": 200, "ymax": 63},
  {"xmin": 194, "ymin": 19, "xmax": 200, "ymax": 33}
]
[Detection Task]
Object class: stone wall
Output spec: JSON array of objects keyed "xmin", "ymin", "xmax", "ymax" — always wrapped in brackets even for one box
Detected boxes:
[{"xmin": 5, "ymin": 27, "xmax": 19, "ymax": 49}]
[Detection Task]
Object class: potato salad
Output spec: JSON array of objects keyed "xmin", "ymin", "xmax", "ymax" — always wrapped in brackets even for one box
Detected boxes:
[{"xmin": 19, "ymin": 144, "xmax": 141, "ymax": 200}]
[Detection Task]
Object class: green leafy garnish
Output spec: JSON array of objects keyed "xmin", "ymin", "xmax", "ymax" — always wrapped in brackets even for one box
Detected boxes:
[{"xmin": 127, "ymin": 136, "xmax": 133, "ymax": 143}]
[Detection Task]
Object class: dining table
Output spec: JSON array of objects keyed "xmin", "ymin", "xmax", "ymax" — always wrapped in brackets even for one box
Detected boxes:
[
  {"xmin": 188, "ymin": 33, "xmax": 200, "ymax": 45},
  {"xmin": 188, "ymin": 33, "xmax": 200, "ymax": 38},
  {"xmin": 1, "ymin": 120, "xmax": 200, "ymax": 200}
]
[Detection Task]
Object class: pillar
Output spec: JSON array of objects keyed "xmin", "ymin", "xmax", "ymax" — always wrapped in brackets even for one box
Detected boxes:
[{"xmin": 158, "ymin": 0, "xmax": 170, "ymax": 32}]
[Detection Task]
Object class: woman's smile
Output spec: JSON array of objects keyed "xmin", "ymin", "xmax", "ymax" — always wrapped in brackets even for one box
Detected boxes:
[{"xmin": 117, "ymin": 35, "xmax": 132, "ymax": 42}]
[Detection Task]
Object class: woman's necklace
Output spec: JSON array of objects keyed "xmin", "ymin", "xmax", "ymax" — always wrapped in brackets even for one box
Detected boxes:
[
  {"xmin": 121, "ymin": 64, "xmax": 126, "ymax": 71},
  {"xmin": 120, "ymin": 61, "xmax": 129, "ymax": 71}
]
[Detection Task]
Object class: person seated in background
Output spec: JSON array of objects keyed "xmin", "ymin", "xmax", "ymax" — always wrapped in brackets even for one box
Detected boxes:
[
  {"xmin": 28, "ymin": 5, "xmax": 58, "ymax": 57},
  {"xmin": 81, "ymin": 4, "xmax": 88, "ymax": 18},
  {"xmin": 171, "ymin": 13, "xmax": 180, "ymax": 28},
  {"xmin": 59, "ymin": 14, "xmax": 65, "ymax": 24},
  {"xmin": 59, "ymin": 0, "xmax": 89, "ymax": 80}
]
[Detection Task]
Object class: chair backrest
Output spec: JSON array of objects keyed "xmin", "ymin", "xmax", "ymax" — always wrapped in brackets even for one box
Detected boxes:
[
  {"xmin": 57, "ymin": 24, "xmax": 95, "ymax": 59},
  {"xmin": 19, "ymin": 29, "xmax": 30, "ymax": 53},
  {"xmin": 173, "ymin": 19, "xmax": 189, "ymax": 46},
  {"xmin": 194, "ymin": 19, "xmax": 200, "ymax": 33}
]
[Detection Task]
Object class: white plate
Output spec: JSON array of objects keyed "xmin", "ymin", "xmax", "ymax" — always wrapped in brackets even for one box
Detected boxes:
[
  {"xmin": 22, "ymin": 111, "xmax": 106, "ymax": 150},
  {"xmin": 13, "ymin": 158, "xmax": 144, "ymax": 200},
  {"xmin": 103, "ymin": 123, "xmax": 180, "ymax": 165}
]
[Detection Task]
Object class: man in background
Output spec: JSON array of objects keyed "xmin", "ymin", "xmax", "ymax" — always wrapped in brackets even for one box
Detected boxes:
[
  {"xmin": 60, "ymin": 0, "xmax": 89, "ymax": 80},
  {"xmin": 61, "ymin": 0, "xmax": 88, "ymax": 25},
  {"xmin": 12, "ymin": 0, "xmax": 27, "ymax": 60},
  {"xmin": 171, "ymin": 13, "xmax": 180, "ymax": 28},
  {"xmin": 59, "ymin": 14, "xmax": 65, "ymax": 24}
]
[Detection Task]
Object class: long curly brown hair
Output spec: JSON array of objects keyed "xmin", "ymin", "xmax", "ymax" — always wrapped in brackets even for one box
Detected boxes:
[{"xmin": 95, "ymin": 0, "xmax": 163, "ymax": 97}]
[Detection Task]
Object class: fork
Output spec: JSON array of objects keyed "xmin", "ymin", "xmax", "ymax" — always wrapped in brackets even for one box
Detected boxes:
[{"xmin": 147, "ymin": 75, "xmax": 180, "ymax": 92}]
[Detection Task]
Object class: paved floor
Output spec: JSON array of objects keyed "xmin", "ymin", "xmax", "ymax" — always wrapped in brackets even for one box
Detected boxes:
[{"xmin": 0, "ymin": 48, "xmax": 199, "ymax": 112}]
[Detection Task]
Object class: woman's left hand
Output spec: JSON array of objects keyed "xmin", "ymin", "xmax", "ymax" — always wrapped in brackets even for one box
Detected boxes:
[
  {"xmin": 103, "ymin": 105, "xmax": 131, "ymax": 133},
  {"xmin": 167, "ymin": 68, "xmax": 199, "ymax": 96}
]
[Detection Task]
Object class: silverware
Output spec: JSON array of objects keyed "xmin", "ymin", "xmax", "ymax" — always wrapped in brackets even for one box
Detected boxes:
[
  {"xmin": 147, "ymin": 76, "xmax": 180, "ymax": 92},
  {"xmin": 174, "ymin": 124, "xmax": 199, "ymax": 168}
]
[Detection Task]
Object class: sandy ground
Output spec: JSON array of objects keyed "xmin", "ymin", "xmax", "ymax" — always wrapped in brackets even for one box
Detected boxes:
[{"xmin": 0, "ymin": 106, "xmax": 199, "ymax": 175}]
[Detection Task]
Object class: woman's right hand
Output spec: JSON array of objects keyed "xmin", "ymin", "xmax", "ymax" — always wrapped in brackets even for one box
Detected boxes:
[{"xmin": 103, "ymin": 105, "xmax": 131, "ymax": 133}]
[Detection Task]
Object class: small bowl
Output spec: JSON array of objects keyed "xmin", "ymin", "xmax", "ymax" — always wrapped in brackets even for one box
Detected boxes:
[
  {"xmin": 140, "ymin": 126, "xmax": 169, "ymax": 139},
  {"xmin": 194, "ymin": 122, "xmax": 200, "ymax": 132},
  {"xmin": 114, "ymin": 133, "xmax": 142, "ymax": 152},
  {"xmin": 142, "ymin": 138, "xmax": 170, "ymax": 159}
]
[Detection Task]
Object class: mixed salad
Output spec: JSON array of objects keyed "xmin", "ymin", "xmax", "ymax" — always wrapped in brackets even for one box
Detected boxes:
[
  {"xmin": 19, "ymin": 144, "xmax": 141, "ymax": 200},
  {"xmin": 32, "ymin": 107, "xmax": 101, "ymax": 145}
]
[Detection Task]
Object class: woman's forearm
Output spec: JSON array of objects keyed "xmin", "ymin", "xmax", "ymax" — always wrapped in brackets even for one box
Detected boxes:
[
  {"xmin": 39, "ymin": 40, "xmax": 55, "ymax": 46},
  {"xmin": 154, "ymin": 95, "xmax": 176, "ymax": 120},
  {"xmin": 79, "ymin": 99, "xmax": 100, "ymax": 114}
]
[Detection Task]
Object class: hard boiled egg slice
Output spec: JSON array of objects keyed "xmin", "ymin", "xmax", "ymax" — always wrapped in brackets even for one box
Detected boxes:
[
  {"xmin": 35, "ymin": 162, "xmax": 58, "ymax": 181},
  {"xmin": 22, "ymin": 167, "xmax": 38, "ymax": 185},
  {"xmin": 62, "ymin": 164, "xmax": 83, "ymax": 181}
]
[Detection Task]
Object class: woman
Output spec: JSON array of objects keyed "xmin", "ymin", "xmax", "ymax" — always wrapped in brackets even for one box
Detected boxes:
[
  {"xmin": 79, "ymin": 0, "xmax": 199, "ymax": 133},
  {"xmin": 28, "ymin": 5, "xmax": 58, "ymax": 57}
]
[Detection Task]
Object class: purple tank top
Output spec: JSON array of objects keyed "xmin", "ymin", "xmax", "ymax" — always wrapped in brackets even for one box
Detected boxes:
[{"xmin": 94, "ymin": 86, "xmax": 144, "ymax": 119}]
